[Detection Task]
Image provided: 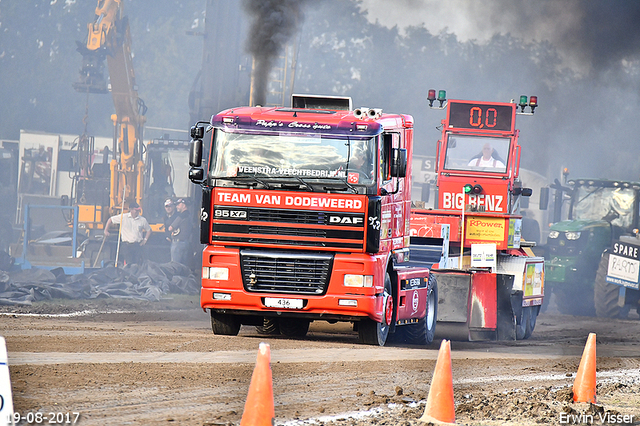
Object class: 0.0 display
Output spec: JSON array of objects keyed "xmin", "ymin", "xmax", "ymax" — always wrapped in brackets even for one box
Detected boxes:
[{"xmin": 448, "ymin": 102, "xmax": 514, "ymax": 132}]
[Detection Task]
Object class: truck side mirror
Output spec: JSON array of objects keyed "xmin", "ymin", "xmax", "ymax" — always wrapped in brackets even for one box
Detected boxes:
[
  {"xmin": 539, "ymin": 187, "xmax": 549, "ymax": 210},
  {"xmin": 190, "ymin": 125, "xmax": 205, "ymax": 139},
  {"xmin": 189, "ymin": 167, "xmax": 204, "ymax": 183},
  {"xmin": 189, "ymin": 138, "xmax": 203, "ymax": 168},
  {"xmin": 390, "ymin": 148, "xmax": 407, "ymax": 178},
  {"xmin": 521, "ymin": 187, "xmax": 533, "ymax": 197}
]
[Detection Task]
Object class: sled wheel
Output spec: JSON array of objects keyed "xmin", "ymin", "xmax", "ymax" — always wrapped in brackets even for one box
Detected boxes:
[
  {"xmin": 524, "ymin": 305, "xmax": 540, "ymax": 339},
  {"xmin": 516, "ymin": 305, "xmax": 530, "ymax": 340}
]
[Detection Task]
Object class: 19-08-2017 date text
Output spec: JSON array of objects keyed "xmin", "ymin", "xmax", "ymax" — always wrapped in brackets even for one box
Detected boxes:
[{"xmin": 7, "ymin": 412, "xmax": 80, "ymax": 424}]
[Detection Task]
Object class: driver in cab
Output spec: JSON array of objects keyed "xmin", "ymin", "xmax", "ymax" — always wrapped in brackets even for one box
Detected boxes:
[{"xmin": 468, "ymin": 143, "xmax": 505, "ymax": 169}]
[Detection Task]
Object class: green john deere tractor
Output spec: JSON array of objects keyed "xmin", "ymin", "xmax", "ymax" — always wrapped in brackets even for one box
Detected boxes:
[{"xmin": 544, "ymin": 179, "xmax": 640, "ymax": 316}]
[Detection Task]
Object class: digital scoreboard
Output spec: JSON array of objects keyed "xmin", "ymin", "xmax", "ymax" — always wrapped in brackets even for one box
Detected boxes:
[{"xmin": 447, "ymin": 101, "xmax": 515, "ymax": 132}]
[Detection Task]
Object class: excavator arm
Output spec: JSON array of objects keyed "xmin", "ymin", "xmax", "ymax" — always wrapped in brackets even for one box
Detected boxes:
[{"xmin": 74, "ymin": 0, "xmax": 146, "ymax": 214}]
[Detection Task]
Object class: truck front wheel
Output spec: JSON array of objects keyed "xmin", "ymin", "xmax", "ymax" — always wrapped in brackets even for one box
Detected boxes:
[
  {"xmin": 279, "ymin": 318, "xmax": 310, "ymax": 337},
  {"xmin": 359, "ymin": 273, "xmax": 393, "ymax": 346},
  {"xmin": 211, "ymin": 312, "xmax": 241, "ymax": 335}
]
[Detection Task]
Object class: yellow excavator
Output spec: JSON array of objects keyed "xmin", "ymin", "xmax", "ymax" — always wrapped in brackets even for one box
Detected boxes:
[{"xmin": 74, "ymin": 0, "xmax": 147, "ymax": 225}]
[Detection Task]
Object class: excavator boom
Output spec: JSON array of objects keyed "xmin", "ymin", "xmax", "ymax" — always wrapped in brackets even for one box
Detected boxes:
[{"xmin": 74, "ymin": 0, "xmax": 146, "ymax": 218}]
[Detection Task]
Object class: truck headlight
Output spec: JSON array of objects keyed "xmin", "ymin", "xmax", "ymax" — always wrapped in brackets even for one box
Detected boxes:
[
  {"xmin": 203, "ymin": 267, "xmax": 229, "ymax": 280},
  {"xmin": 548, "ymin": 230, "xmax": 559, "ymax": 239},
  {"xmin": 344, "ymin": 274, "xmax": 373, "ymax": 287},
  {"xmin": 565, "ymin": 231, "xmax": 581, "ymax": 240}
]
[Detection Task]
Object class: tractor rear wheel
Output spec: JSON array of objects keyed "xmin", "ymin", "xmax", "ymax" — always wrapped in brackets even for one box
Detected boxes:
[{"xmin": 594, "ymin": 253, "xmax": 627, "ymax": 318}]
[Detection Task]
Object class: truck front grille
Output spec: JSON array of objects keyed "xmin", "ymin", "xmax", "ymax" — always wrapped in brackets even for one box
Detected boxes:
[
  {"xmin": 212, "ymin": 205, "xmax": 366, "ymax": 251},
  {"xmin": 240, "ymin": 250, "xmax": 333, "ymax": 295}
]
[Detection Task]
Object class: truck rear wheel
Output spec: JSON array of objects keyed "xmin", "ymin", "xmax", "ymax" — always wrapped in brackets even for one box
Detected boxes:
[
  {"xmin": 279, "ymin": 318, "xmax": 310, "ymax": 337},
  {"xmin": 595, "ymin": 253, "xmax": 626, "ymax": 318},
  {"xmin": 255, "ymin": 318, "xmax": 280, "ymax": 335},
  {"xmin": 210, "ymin": 312, "xmax": 241, "ymax": 336},
  {"xmin": 404, "ymin": 273, "xmax": 438, "ymax": 345},
  {"xmin": 358, "ymin": 273, "xmax": 393, "ymax": 346}
]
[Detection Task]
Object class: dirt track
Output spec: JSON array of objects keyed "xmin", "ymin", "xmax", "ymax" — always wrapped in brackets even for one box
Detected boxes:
[{"xmin": 1, "ymin": 296, "xmax": 640, "ymax": 425}]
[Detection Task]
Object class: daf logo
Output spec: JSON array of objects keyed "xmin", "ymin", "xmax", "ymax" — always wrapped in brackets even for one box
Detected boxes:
[{"xmin": 329, "ymin": 216, "xmax": 364, "ymax": 225}]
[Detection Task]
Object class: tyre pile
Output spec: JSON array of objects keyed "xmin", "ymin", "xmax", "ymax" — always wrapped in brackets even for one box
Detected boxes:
[{"xmin": 0, "ymin": 260, "xmax": 199, "ymax": 305}]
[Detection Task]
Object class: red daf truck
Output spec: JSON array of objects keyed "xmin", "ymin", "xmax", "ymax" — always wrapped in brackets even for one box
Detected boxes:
[
  {"xmin": 187, "ymin": 95, "xmax": 446, "ymax": 346},
  {"xmin": 411, "ymin": 94, "xmax": 544, "ymax": 340}
]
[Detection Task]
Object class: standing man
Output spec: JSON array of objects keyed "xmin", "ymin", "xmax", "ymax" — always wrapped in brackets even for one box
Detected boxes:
[
  {"xmin": 162, "ymin": 198, "xmax": 177, "ymax": 243},
  {"xmin": 168, "ymin": 198, "xmax": 193, "ymax": 267},
  {"xmin": 104, "ymin": 201, "xmax": 151, "ymax": 266}
]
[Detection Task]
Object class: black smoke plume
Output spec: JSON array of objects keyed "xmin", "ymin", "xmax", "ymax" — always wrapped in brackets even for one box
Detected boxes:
[{"xmin": 242, "ymin": 0, "xmax": 309, "ymax": 106}]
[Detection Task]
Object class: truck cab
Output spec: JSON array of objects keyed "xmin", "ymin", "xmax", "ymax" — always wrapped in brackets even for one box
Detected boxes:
[{"xmin": 189, "ymin": 95, "xmax": 442, "ymax": 346}]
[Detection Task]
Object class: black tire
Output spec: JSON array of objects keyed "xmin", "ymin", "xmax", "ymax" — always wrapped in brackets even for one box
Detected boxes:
[
  {"xmin": 255, "ymin": 318, "xmax": 280, "ymax": 335},
  {"xmin": 524, "ymin": 305, "xmax": 539, "ymax": 339},
  {"xmin": 404, "ymin": 273, "xmax": 438, "ymax": 345},
  {"xmin": 594, "ymin": 253, "xmax": 626, "ymax": 318},
  {"xmin": 515, "ymin": 305, "xmax": 530, "ymax": 340},
  {"xmin": 210, "ymin": 312, "xmax": 241, "ymax": 336},
  {"xmin": 279, "ymin": 318, "xmax": 310, "ymax": 337},
  {"xmin": 359, "ymin": 272, "xmax": 393, "ymax": 346}
]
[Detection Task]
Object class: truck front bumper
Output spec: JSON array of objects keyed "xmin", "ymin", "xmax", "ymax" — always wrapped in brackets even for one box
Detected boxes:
[{"xmin": 200, "ymin": 246, "xmax": 388, "ymax": 323}]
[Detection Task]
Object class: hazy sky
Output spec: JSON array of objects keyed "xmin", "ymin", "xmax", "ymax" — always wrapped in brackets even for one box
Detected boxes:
[{"xmin": 358, "ymin": 0, "xmax": 640, "ymax": 75}]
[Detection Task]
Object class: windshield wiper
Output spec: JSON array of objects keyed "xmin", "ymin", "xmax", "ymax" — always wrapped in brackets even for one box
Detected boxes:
[
  {"xmin": 214, "ymin": 175, "xmax": 271, "ymax": 189},
  {"xmin": 295, "ymin": 176, "xmax": 314, "ymax": 191},
  {"xmin": 322, "ymin": 179, "xmax": 358, "ymax": 194}
]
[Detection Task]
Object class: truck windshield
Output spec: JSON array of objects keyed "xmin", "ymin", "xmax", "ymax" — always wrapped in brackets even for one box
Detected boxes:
[
  {"xmin": 209, "ymin": 129, "xmax": 376, "ymax": 185},
  {"xmin": 573, "ymin": 185, "xmax": 635, "ymax": 228},
  {"xmin": 444, "ymin": 134, "xmax": 510, "ymax": 173}
]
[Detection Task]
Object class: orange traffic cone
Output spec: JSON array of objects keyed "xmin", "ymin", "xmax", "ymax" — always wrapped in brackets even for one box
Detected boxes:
[
  {"xmin": 573, "ymin": 333, "xmax": 597, "ymax": 403},
  {"xmin": 240, "ymin": 342, "xmax": 275, "ymax": 426},
  {"xmin": 419, "ymin": 339, "xmax": 455, "ymax": 424}
]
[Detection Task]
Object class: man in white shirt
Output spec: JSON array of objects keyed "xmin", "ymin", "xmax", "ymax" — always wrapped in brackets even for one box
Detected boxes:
[
  {"xmin": 468, "ymin": 143, "xmax": 505, "ymax": 169},
  {"xmin": 104, "ymin": 201, "xmax": 152, "ymax": 266}
]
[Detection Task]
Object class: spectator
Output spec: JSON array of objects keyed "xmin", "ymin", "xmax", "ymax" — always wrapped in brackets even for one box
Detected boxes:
[
  {"xmin": 168, "ymin": 198, "xmax": 193, "ymax": 266},
  {"xmin": 104, "ymin": 201, "xmax": 151, "ymax": 266},
  {"xmin": 162, "ymin": 198, "xmax": 177, "ymax": 243}
]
